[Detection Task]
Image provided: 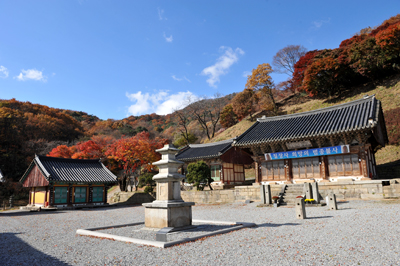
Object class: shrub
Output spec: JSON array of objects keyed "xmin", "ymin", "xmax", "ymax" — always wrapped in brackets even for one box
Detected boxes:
[
  {"xmin": 186, "ymin": 161, "xmax": 212, "ymax": 191},
  {"xmin": 138, "ymin": 172, "xmax": 155, "ymax": 194}
]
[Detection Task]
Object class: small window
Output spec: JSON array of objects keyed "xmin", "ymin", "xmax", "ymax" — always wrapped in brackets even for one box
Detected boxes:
[
  {"xmin": 54, "ymin": 187, "xmax": 68, "ymax": 204},
  {"xmin": 92, "ymin": 187, "xmax": 103, "ymax": 202},
  {"xmin": 210, "ymin": 165, "xmax": 221, "ymax": 181},
  {"xmin": 74, "ymin": 187, "xmax": 87, "ymax": 203}
]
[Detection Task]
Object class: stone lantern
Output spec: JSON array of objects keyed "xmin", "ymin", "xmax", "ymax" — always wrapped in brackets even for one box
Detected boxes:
[{"xmin": 143, "ymin": 144, "xmax": 195, "ymax": 229}]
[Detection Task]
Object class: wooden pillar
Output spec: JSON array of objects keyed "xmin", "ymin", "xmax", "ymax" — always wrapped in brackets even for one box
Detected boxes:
[
  {"xmin": 88, "ymin": 185, "xmax": 93, "ymax": 203},
  {"xmin": 104, "ymin": 185, "xmax": 108, "ymax": 204},
  {"xmin": 44, "ymin": 187, "xmax": 48, "ymax": 206},
  {"xmin": 360, "ymin": 146, "xmax": 369, "ymax": 179},
  {"xmin": 320, "ymin": 156, "xmax": 329, "ymax": 182},
  {"xmin": 48, "ymin": 185, "xmax": 53, "ymax": 207},
  {"xmin": 32, "ymin": 187, "xmax": 36, "ymax": 205},
  {"xmin": 28, "ymin": 188, "xmax": 32, "ymax": 205},
  {"xmin": 68, "ymin": 185, "xmax": 73, "ymax": 206},
  {"xmin": 285, "ymin": 159, "xmax": 292, "ymax": 184}
]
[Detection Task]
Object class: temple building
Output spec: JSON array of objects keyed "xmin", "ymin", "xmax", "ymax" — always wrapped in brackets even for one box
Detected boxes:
[
  {"xmin": 20, "ymin": 155, "xmax": 117, "ymax": 209},
  {"xmin": 233, "ymin": 95, "xmax": 388, "ymax": 184},
  {"xmin": 176, "ymin": 139, "xmax": 253, "ymax": 188}
]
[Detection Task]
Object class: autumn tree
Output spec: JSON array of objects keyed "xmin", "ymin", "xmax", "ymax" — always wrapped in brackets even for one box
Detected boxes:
[
  {"xmin": 245, "ymin": 63, "xmax": 278, "ymax": 114},
  {"xmin": 273, "ymin": 45, "xmax": 307, "ymax": 76},
  {"xmin": 105, "ymin": 132, "xmax": 167, "ymax": 191},
  {"xmin": 174, "ymin": 107, "xmax": 193, "ymax": 145},
  {"xmin": 231, "ymin": 89, "xmax": 258, "ymax": 120},
  {"xmin": 186, "ymin": 93, "xmax": 225, "ymax": 140},
  {"xmin": 173, "ymin": 132, "xmax": 197, "ymax": 148},
  {"xmin": 220, "ymin": 104, "xmax": 238, "ymax": 128}
]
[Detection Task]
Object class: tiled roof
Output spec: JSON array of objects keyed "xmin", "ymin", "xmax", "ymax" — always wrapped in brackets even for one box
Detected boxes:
[
  {"xmin": 176, "ymin": 139, "xmax": 234, "ymax": 161},
  {"xmin": 234, "ymin": 95, "xmax": 383, "ymax": 147},
  {"xmin": 21, "ymin": 155, "xmax": 117, "ymax": 184}
]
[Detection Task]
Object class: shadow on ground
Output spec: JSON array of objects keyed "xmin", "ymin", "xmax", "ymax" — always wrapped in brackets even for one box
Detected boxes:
[{"xmin": 0, "ymin": 233, "xmax": 68, "ymax": 265}]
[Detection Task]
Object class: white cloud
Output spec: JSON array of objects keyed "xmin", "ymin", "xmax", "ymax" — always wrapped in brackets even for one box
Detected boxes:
[
  {"xmin": 312, "ymin": 18, "xmax": 331, "ymax": 29},
  {"xmin": 201, "ymin": 46, "xmax": 244, "ymax": 88},
  {"xmin": 14, "ymin": 69, "xmax": 47, "ymax": 82},
  {"xmin": 158, "ymin": 7, "xmax": 166, "ymax": 20},
  {"xmin": 163, "ymin": 32, "xmax": 173, "ymax": 42},
  {"xmin": 126, "ymin": 90, "xmax": 195, "ymax": 116},
  {"xmin": 172, "ymin": 75, "xmax": 191, "ymax": 82},
  {"xmin": 242, "ymin": 71, "xmax": 251, "ymax": 78},
  {"xmin": 0, "ymin": 66, "xmax": 9, "ymax": 78}
]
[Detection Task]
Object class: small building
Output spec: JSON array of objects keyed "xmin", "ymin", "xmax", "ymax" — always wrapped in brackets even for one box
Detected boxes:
[
  {"xmin": 20, "ymin": 155, "xmax": 117, "ymax": 209},
  {"xmin": 175, "ymin": 139, "xmax": 254, "ymax": 188},
  {"xmin": 233, "ymin": 95, "xmax": 388, "ymax": 184}
]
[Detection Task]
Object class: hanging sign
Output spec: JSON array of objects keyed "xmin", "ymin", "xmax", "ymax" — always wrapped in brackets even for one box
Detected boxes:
[{"xmin": 265, "ymin": 145, "xmax": 350, "ymax": 161}]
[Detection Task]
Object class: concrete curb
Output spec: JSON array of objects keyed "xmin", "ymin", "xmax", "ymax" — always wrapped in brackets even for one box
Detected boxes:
[{"xmin": 76, "ymin": 219, "xmax": 256, "ymax": 248}]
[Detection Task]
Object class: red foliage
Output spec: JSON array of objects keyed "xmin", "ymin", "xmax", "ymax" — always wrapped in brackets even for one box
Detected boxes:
[
  {"xmin": 48, "ymin": 145, "xmax": 73, "ymax": 158},
  {"xmin": 105, "ymin": 131, "xmax": 168, "ymax": 174},
  {"xmin": 292, "ymin": 50, "xmax": 319, "ymax": 91}
]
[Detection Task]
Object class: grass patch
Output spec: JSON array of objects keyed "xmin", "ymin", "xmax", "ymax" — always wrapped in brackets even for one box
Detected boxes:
[{"xmin": 375, "ymin": 145, "xmax": 400, "ymax": 165}]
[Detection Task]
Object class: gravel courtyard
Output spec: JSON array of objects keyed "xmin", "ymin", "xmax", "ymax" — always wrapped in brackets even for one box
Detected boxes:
[{"xmin": 1, "ymin": 200, "xmax": 399, "ymax": 265}]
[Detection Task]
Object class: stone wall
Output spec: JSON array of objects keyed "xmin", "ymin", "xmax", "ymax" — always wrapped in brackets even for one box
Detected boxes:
[
  {"xmin": 181, "ymin": 180, "xmax": 400, "ymax": 204},
  {"xmin": 110, "ymin": 192, "xmax": 155, "ymax": 204}
]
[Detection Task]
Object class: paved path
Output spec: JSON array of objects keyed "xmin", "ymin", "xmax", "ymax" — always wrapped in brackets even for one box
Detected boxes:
[{"xmin": 0, "ymin": 200, "xmax": 399, "ymax": 265}]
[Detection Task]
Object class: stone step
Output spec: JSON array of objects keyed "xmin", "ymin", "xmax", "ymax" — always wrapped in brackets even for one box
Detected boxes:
[{"xmin": 285, "ymin": 189, "xmax": 303, "ymax": 193}]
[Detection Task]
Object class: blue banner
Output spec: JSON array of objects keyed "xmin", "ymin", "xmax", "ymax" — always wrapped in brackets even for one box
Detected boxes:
[{"xmin": 265, "ymin": 145, "xmax": 350, "ymax": 161}]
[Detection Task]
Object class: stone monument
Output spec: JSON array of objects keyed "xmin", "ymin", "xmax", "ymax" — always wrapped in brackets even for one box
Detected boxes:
[{"xmin": 143, "ymin": 144, "xmax": 195, "ymax": 229}]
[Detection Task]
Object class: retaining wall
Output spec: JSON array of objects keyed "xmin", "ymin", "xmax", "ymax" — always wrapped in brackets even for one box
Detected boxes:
[
  {"xmin": 181, "ymin": 179, "xmax": 400, "ymax": 204},
  {"xmin": 110, "ymin": 192, "xmax": 155, "ymax": 204}
]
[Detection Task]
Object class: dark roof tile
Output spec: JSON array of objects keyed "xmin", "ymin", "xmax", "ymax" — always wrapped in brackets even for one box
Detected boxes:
[
  {"xmin": 176, "ymin": 139, "xmax": 233, "ymax": 161},
  {"xmin": 234, "ymin": 95, "xmax": 381, "ymax": 147},
  {"xmin": 21, "ymin": 155, "xmax": 117, "ymax": 184}
]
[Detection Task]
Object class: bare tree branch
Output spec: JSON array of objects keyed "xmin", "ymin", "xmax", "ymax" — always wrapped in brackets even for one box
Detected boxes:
[{"xmin": 272, "ymin": 45, "xmax": 307, "ymax": 76}]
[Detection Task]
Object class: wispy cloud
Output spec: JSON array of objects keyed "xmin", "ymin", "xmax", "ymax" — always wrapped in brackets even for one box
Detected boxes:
[
  {"xmin": 312, "ymin": 18, "xmax": 331, "ymax": 29},
  {"xmin": 172, "ymin": 75, "xmax": 191, "ymax": 82},
  {"xmin": 163, "ymin": 32, "xmax": 173, "ymax": 42},
  {"xmin": 14, "ymin": 69, "xmax": 47, "ymax": 82},
  {"xmin": 201, "ymin": 46, "xmax": 244, "ymax": 88},
  {"xmin": 158, "ymin": 7, "xmax": 166, "ymax": 20},
  {"xmin": 242, "ymin": 71, "xmax": 251, "ymax": 78},
  {"xmin": 126, "ymin": 90, "xmax": 195, "ymax": 116},
  {"xmin": 0, "ymin": 66, "xmax": 9, "ymax": 78}
]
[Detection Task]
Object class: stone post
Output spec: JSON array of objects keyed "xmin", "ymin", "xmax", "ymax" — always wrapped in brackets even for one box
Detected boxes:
[
  {"xmin": 143, "ymin": 144, "xmax": 195, "ymax": 229},
  {"xmin": 260, "ymin": 185, "xmax": 272, "ymax": 205},
  {"xmin": 311, "ymin": 182, "xmax": 320, "ymax": 204},
  {"xmin": 295, "ymin": 197, "xmax": 306, "ymax": 219},
  {"xmin": 328, "ymin": 193, "xmax": 338, "ymax": 210},
  {"xmin": 260, "ymin": 185, "xmax": 265, "ymax": 204},
  {"xmin": 304, "ymin": 183, "xmax": 312, "ymax": 200}
]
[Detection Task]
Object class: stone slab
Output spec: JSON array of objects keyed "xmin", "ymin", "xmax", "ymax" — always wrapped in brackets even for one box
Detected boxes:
[{"xmin": 76, "ymin": 219, "xmax": 256, "ymax": 248}]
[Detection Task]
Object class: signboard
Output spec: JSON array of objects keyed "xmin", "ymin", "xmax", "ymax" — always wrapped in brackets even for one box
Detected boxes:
[
  {"xmin": 265, "ymin": 145, "xmax": 350, "ymax": 161},
  {"xmin": 285, "ymin": 140, "xmax": 312, "ymax": 150}
]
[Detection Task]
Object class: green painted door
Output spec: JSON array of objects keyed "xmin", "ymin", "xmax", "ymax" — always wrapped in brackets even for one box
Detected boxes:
[
  {"xmin": 74, "ymin": 187, "xmax": 87, "ymax": 203},
  {"xmin": 92, "ymin": 187, "xmax": 103, "ymax": 202},
  {"xmin": 54, "ymin": 187, "xmax": 68, "ymax": 204}
]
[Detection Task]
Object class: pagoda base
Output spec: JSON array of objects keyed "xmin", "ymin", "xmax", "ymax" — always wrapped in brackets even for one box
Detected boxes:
[{"xmin": 143, "ymin": 200, "xmax": 195, "ymax": 229}]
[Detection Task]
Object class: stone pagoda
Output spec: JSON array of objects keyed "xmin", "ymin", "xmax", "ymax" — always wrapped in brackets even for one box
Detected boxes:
[{"xmin": 143, "ymin": 144, "xmax": 195, "ymax": 229}]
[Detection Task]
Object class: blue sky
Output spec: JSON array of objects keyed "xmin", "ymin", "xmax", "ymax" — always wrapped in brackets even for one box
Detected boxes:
[{"xmin": 0, "ymin": 1, "xmax": 399, "ymax": 120}]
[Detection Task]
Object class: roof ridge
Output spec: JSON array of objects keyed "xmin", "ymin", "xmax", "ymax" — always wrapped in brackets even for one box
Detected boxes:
[
  {"xmin": 257, "ymin": 95, "xmax": 376, "ymax": 123},
  {"xmin": 189, "ymin": 138, "xmax": 234, "ymax": 148},
  {"xmin": 36, "ymin": 154, "xmax": 101, "ymax": 162}
]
